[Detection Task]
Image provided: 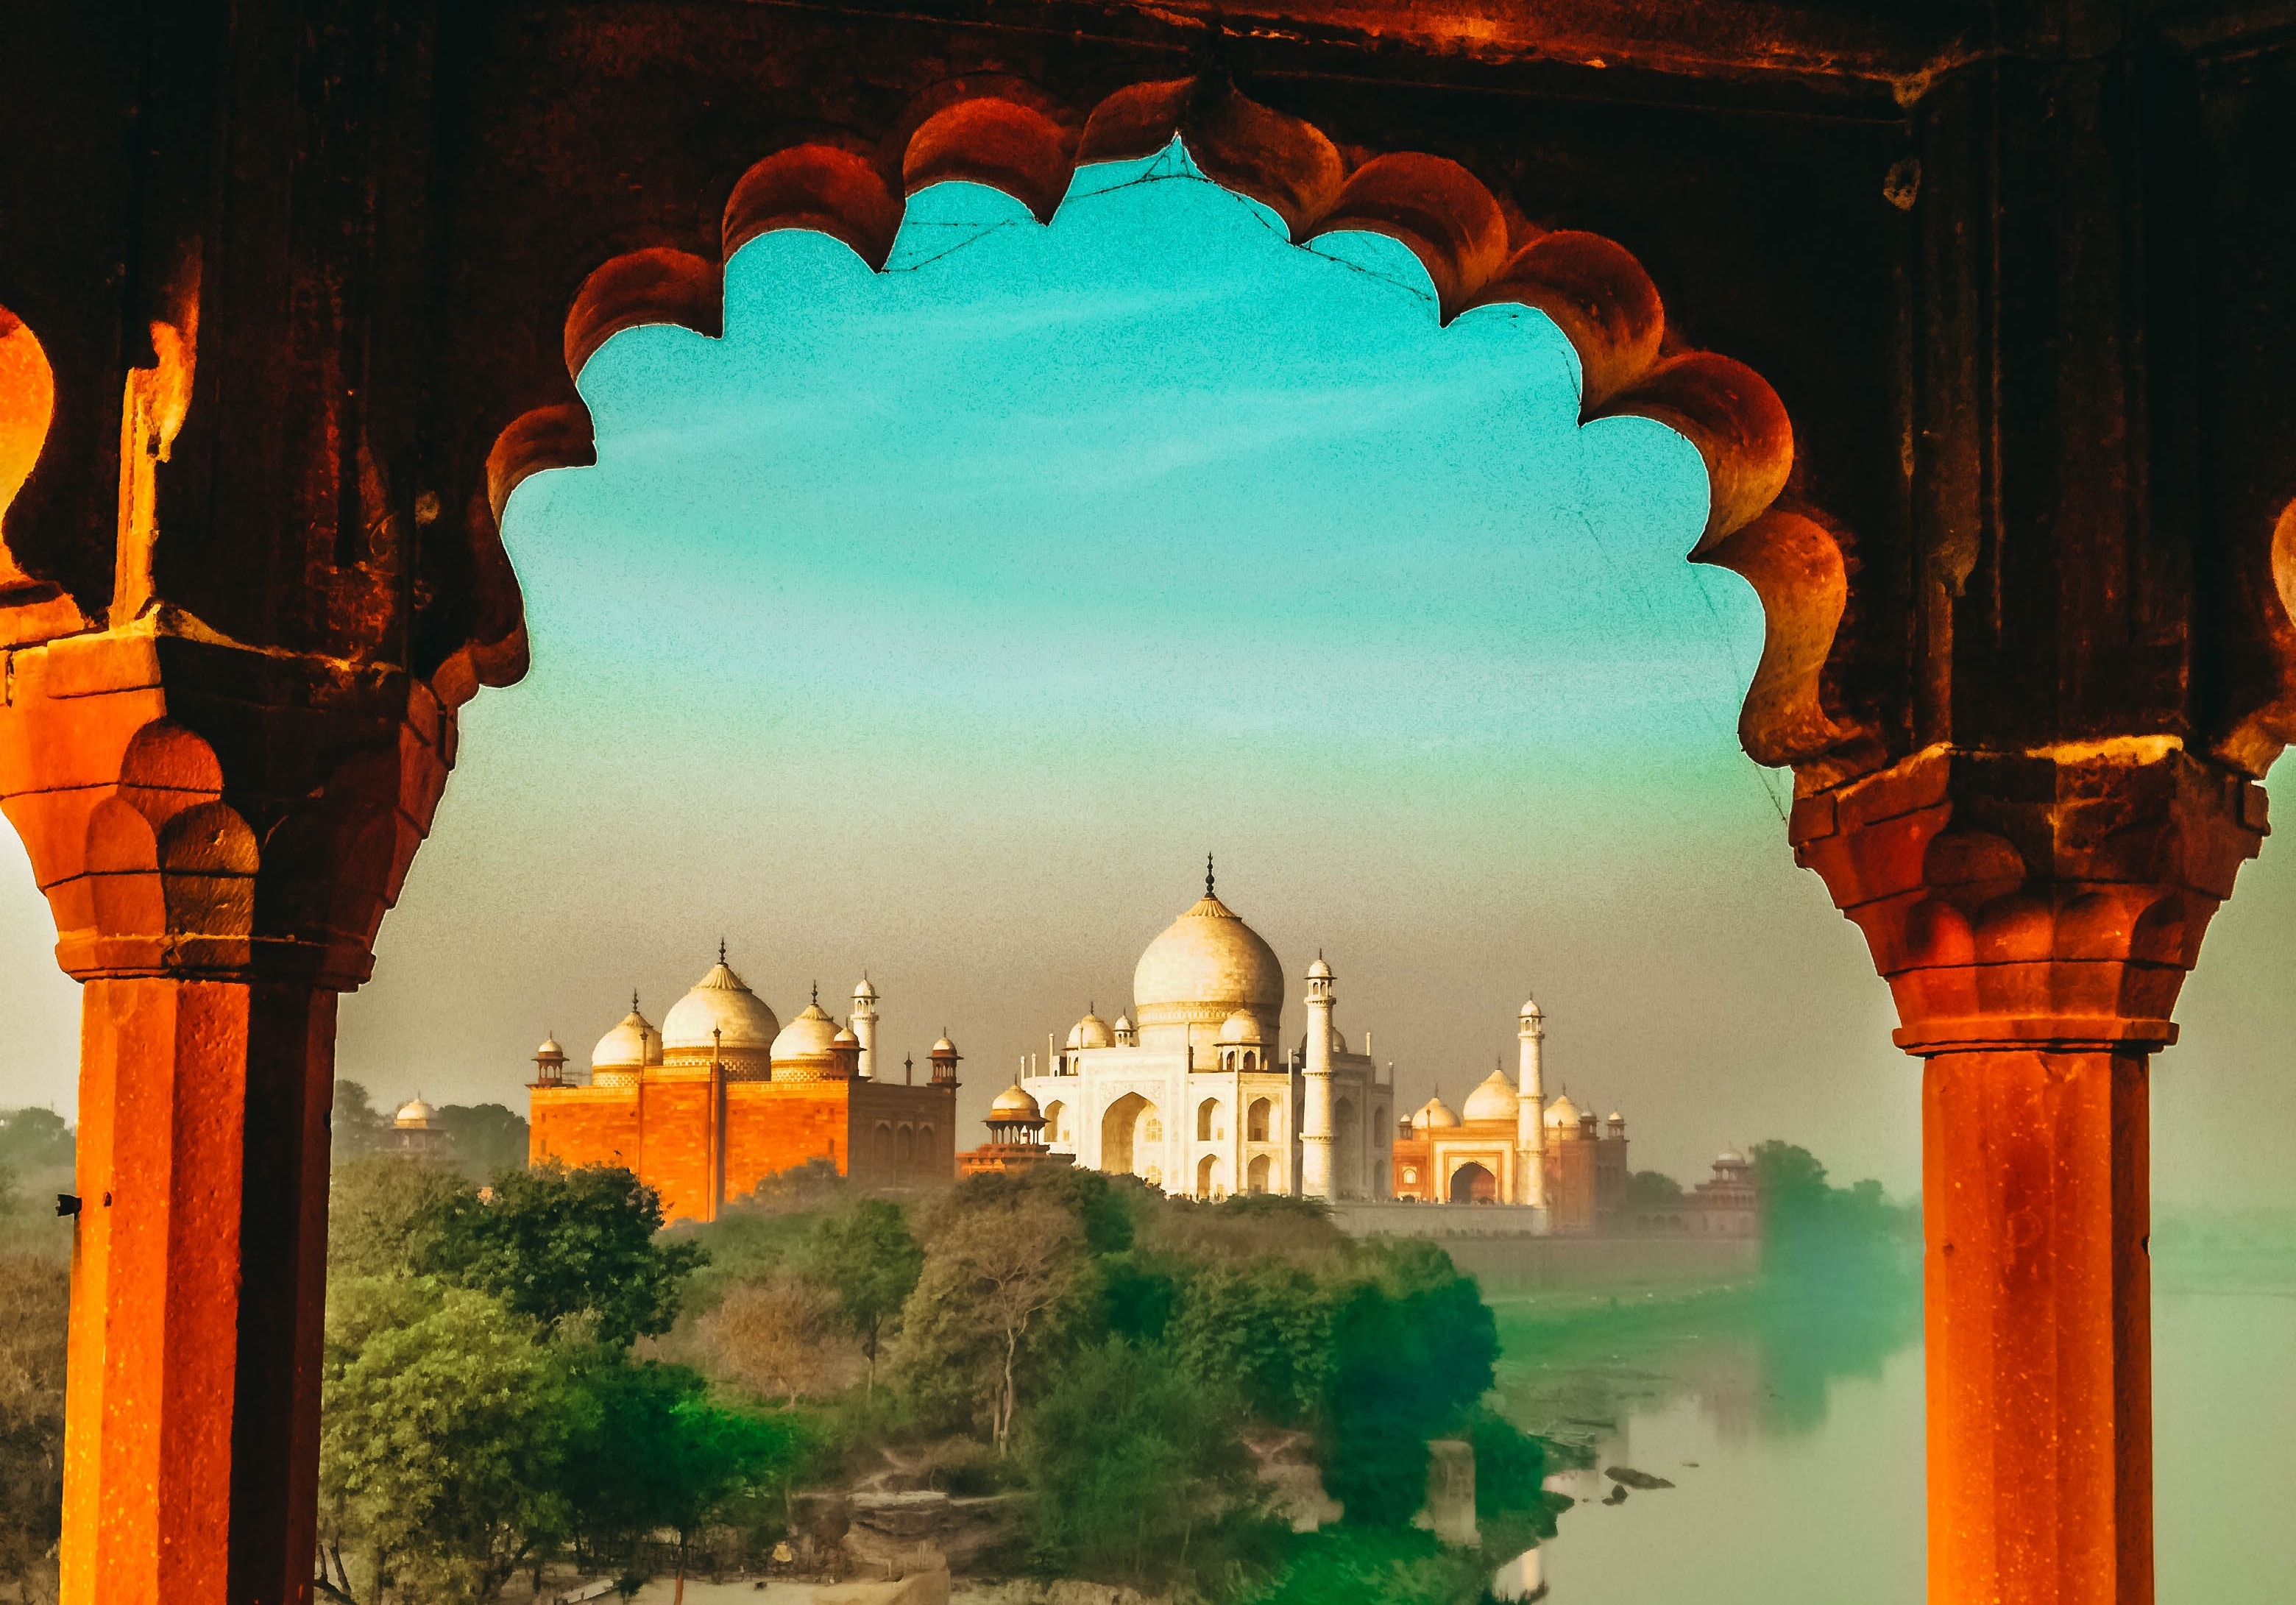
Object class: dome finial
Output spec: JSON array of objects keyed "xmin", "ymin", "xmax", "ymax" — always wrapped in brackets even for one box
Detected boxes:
[
  {"xmin": 1205, "ymin": 851, "xmax": 1215, "ymax": 897},
  {"xmin": 812, "ymin": 980, "xmax": 820, "ymax": 1006},
  {"xmin": 631, "ymin": 988, "xmax": 639, "ymax": 1013},
  {"xmin": 718, "ymin": 936, "xmax": 727, "ymax": 965}
]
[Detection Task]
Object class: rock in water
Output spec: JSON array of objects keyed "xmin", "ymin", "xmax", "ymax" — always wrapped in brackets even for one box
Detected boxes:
[{"xmin": 1604, "ymin": 1466, "xmax": 1675, "ymax": 1490}]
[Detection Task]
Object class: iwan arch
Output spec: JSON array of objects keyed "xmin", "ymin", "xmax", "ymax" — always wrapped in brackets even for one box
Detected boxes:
[{"xmin": 1, "ymin": 6, "xmax": 2293, "ymax": 1604}]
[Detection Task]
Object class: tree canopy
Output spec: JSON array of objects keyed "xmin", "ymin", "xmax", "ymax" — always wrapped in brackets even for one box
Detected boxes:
[
  {"xmin": 804, "ymin": 1197, "xmax": 924, "ymax": 1395},
  {"xmin": 414, "ymin": 1161, "xmax": 706, "ymax": 1347}
]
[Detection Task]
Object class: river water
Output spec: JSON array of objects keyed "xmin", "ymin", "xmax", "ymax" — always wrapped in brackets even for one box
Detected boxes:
[{"xmin": 1489, "ymin": 1275, "xmax": 2296, "ymax": 1603}]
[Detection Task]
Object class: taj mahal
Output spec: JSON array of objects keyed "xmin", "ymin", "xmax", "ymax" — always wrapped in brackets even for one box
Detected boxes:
[{"xmin": 1022, "ymin": 860, "xmax": 1573, "ymax": 1213}]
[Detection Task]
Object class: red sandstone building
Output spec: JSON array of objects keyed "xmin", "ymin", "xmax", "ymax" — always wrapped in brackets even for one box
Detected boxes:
[
  {"xmin": 1389, "ymin": 1084, "xmax": 1627, "ymax": 1230},
  {"xmin": 528, "ymin": 958, "xmax": 959, "ymax": 1222}
]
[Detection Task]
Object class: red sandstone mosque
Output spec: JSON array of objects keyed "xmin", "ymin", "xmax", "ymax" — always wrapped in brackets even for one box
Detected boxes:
[{"xmin": 527, "ymin": 953, "xmax": 959, "ymax": 1223}]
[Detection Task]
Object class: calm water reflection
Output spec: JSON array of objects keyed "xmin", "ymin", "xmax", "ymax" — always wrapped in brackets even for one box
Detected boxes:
[{"xmin": 1489, "ymin": 1278, "xmax": 2296, "ymax": 1604}]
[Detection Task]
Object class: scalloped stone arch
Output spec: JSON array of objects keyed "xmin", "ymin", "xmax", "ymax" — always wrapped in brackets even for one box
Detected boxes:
[
  {"xmin": 483, "ymin": 76, "xmax": 1875, "ymax": 781},
  {"xmin": 0, "ymin": 305, "xmax": 55, "ymax": 581}
]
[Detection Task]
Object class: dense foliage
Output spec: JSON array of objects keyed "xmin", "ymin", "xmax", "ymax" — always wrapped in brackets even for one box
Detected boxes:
[
  {"xmin": 318, "ymin": 1157, "xmax": 807, "ymax": 1604},
  {"xmin": 414, "ymin": 1161, "xmax": 706, "ymax": 1347},
  {"xmin": 1749, "ymin": 1140, "xmax": 1916, "ymax": 1281}
]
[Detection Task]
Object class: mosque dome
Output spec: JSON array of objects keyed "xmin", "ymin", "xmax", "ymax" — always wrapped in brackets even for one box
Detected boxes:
[
  {"xmin": 1411, "ymin": 1096, "xmax": 1460, "ymax": 1131},
  {"xmin": 1543, "ymin": 1093, "xmax": 1581, "ymax": 1130},
  {"xmin": 1462, "ymin": 1068, "xmax": 1520, "ymax": 1124},
  {"xmin": 661, "ymin": 960, "xmax": 781, "ymax": 1053},
  {"xmin": 833, "ymin": 1025, "xmax": 858, "ymax": 1046},
  {"xmin": 1133, "ymin": 885, "xmax": 1284, "ymax": 1030},
  {"xmin": 1067, "ymin": 1011, "xmax": 1115, "ymax": 1051},
  {"xmin": 991, "ymin": 1083, "xmax": 1042, "ymax": 1120},
  {"xmin": 394, "ymin": 1096, "xmax": 435, "ymax": 1129},
  {"xmin": 932, "ymin": 1035, "xmax": 958, "ymax": 1055},
  {"xmin": 771, "ymin": 1002, "xmax": 843, "ymax": 1066},
  {"xmin": 1217, "ymin": 1009, "xmax": 1266, "ymax": 1045},
  {"xmin": 1520, "ymin": 996, "xmax": 1543, "ymax": 1020},
  {"xmin": 592, "ymin": 1005, "xmax": 661, "ymax": 1071},
  {"xmin": 1293, "ymin": 1027, "xmax": 1350, "ymax": 1057},
  {"xmin": 1718, "ymin": 1149, "xmax": 1746, "ymax": 1166},
  {"xmin": 1307, "ymin": 954, "xmax": 1333, "ymax": 981},
  {"xmin": 535, "ymin": 1035, "xmax": 564, "ymax": 1060}
]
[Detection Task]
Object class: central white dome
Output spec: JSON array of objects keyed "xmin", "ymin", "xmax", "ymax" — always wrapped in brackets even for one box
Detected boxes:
[
  {"xmin": 662, "ymin": 960, "xmax": 780, "ymax": 1053},
  {"xmin": 1133, "ymin": 891, "xmax": 1284, "ymax": 1030}
]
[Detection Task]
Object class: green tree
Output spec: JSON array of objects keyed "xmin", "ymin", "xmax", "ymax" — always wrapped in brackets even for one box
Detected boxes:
[
  {"xmin": 319, "ymin": 1278, "xmax": 571, "ymax": 1604},
  {"xmin": 436, "ymin": 1102, "xmax": 531, "ymax": 1180},
  {"xmin": 1166, "ymin": 1260, "xmax": 1333, "ymax": 1424},
  {"xmin": 417, "ymin": 1162, "xmax": 706, "ymax": 1347},
  {"xmin": 0, "ymin": 1253, "xmax": 67, "ymax": 1602},
  {"xmin": 559, "ymin": 1358, "xmax": 811, "ymax": 1599},
  {"xmin": 328, "ymin": 1153, "xmax": 472, "ymax": 1280},
  {"xmin": 1321, "ymin": 1261, "xmax": 1497, "ymax": 1526},
  {"xmin": 1623, "ymin": 1169, "xmax": 1685, "ymax": 1213},
  {"xmin": 1748, "ymin": 1141, "xmax": 1913, "ymax": 1280},
  {"xmin": 330, "ymin": 1082, "xmax": 387, "ymax": 1159},
  {"xmin": 895, "ymin": 1193, "xmax": 1089, "ymax": 1450},
  {"xmin": 804, "ymin": 1198, "xmax": 923, "ymax": 1397},
  {"xmin": 1019, "ymin": 1339, "xmax": 1253, "ymax": 1584}
]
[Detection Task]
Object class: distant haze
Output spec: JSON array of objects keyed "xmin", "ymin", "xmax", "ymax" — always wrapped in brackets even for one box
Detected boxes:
[{"xmin": 1, "ymin": 146, "xmax": 2289, "ymax": 1206}]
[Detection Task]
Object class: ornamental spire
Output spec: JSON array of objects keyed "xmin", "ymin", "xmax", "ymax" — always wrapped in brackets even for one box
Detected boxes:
[{"xmin": 1205, "ymin": 851, "xmax": 1215, "ymax": 897}]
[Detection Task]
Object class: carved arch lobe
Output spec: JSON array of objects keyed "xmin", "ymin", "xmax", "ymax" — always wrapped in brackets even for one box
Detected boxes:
[
  {"xmin": 2218, "ymin": 497, "xmax": 2296, "ymax": 777},
  {"xmin": 0, "ymin": 306, "xmax": 55, "ymax": 587},
  {"xmin": 476, "ymin": 76, "xmax": 1871, "ymax": 782}
]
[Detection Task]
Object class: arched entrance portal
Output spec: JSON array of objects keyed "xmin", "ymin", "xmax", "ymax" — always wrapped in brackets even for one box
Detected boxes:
[
  {"xmin": 1448, "ymin": 1162, "xmax": 1498, "ymax": 1204},
  {"xmin": 1196, "ymin": 1154, "xmax": 1225, "ymax": 1199},
  {"xmin": 1247, "ymin": 1155, "xmax": 1272, "ymax": 1195},
  {"xmin": 1102, "ymin": 1094, "xmax": 1160, "ymax": 1182}
]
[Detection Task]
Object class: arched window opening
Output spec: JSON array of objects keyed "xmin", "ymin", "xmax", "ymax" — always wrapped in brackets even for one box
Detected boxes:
[
  {"xmin": 1247, "ymin": 1155, "xmax": 1272, "ymax": 1195},
  {"xmin": 897, "ymin": 1124, "xmax": 915, "ymax": 1162},
  {"xmin": 1197, "ymin": 1097, "xmax": 1221, "ymax": 1141},
  {"xmin": 874, "ymin": 1122, "xmax": 894, "ymax": 1165},
  {"xmin": 1247, "ymin": 1099, "xmax": 1272, "ymax": 1144}
]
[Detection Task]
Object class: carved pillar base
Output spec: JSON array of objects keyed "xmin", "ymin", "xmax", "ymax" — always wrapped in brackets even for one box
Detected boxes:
[{"xmin": 1794, "ymin": 744, "xmax": 2266, "ymax": 1605}]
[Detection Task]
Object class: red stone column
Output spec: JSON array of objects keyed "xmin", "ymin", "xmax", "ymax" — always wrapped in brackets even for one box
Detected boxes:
[
  {"xmin": 0, "ymin": 629, "xmax": 458, "ymax": 1605},
  {"xmin": 1795, "ymin": 745, "xmax": 2267, "ymax": 1605}
]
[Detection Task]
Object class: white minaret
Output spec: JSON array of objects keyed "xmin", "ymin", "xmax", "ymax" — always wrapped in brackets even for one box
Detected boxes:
[
  {"xmin": 1517, "ymin": 996, "xmax": 1546, "ymax": 1210},
  {"xmin": 851, "ymin": 976, "xmax": 879, "ymax": 1080},
  {"xmin": 1300, "ymin": 953, "xmax": 1336, "ymax": 1199}
]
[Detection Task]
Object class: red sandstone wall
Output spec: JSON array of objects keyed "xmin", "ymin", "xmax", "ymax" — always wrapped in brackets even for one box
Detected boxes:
[
  {"xmin": 639, "ymin": 1076, "xmax": 719, "ymax": 1225},
  {"xmin": 529, "ymin": 1086, "xmax": 640, "ymax": 1174},
  {"xmin": 1546, "ymin": 1143, "xmax": 1600, "ymax": 1233},
  {"xmin": 848, "ymin": 1082, "xmax": 957, "ymax": 1189},
  {"xmin": 724, "ymin": 1083, "xmax": 849, "ymax": 1199}
]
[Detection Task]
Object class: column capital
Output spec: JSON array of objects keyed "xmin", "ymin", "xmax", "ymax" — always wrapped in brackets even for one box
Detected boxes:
[
  {"xmin": 1791, "ymin": 743, "xmax": 2267, "ymax": 1056},
  {"xmin": 0, "ymin": 626, "xmax": 458, "ymax": 992}
]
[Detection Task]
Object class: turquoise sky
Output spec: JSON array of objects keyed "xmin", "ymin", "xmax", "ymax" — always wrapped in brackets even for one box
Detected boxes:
[{"xmin": 0, "ymin": 144, "xmax": 2289, "ymax": 1202}]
